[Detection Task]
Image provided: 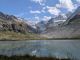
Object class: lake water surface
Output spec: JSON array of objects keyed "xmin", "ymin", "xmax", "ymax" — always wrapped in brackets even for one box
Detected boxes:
[{"xmin": 0, "ymin": 40, "xmax": 80, "ymax": 60}]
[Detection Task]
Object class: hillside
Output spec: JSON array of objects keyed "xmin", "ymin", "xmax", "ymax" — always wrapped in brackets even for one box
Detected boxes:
[
  {"xmin": 0, "ymin": 12, "xmax": 46, "ymax": 40},
  {"xmin": 41, "ymin": 7, "xmax": 80, "ymax": 39}
]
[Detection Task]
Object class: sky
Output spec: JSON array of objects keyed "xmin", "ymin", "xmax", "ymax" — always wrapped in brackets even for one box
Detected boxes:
[{"xmin": 0, "ymin": 0, "xmax": 80, "ymax": 23}]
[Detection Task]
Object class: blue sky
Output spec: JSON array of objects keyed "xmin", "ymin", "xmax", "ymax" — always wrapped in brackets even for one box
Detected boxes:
[{"xmin": 0, "ymin": 0, "xmax": 80, "ymax": 23}]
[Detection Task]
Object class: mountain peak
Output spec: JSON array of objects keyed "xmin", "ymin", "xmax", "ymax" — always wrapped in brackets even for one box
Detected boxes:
[
  {"xmin": 0, "ymin": 11, "xmax": 18, "ymax": 21},
  {"xmin": 64, "ymin": 6, "xmax": 80, "ymax": 25}
]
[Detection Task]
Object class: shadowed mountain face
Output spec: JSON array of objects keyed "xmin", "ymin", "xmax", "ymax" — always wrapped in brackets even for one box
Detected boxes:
[
  {"xmin": 0, "ymin": 12, "xmax": 18, "ymax": 21},
  {"xmin": 0, "ymin": 12, "xmax": 46, "ymax": 40},
  {"xmin": 42, "ymin": 7, "xmax": 80, "ymax": 39},
  {"xmin": 36, "ymin": 14, "xmax": 66, "ymax": 33},
  {"xmin": 0, "ymin": 12, "xmax": 37, "ymax": 33}
]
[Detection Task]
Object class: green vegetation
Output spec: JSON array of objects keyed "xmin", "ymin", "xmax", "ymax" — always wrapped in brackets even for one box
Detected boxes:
[
  {"xmin": 0, "ymin": 55, "xmax": 71, "ymax": 60},
  {"xmin": 0, "ymin": 31, "xmax": 46, "ymax": 40},
  {"xmin": 48, "ymin": 38, "xmax": 80, "ymax": 40},
  {"xmin": 0, "ymin": 31, "xmax": 80, "ymax": 40}
]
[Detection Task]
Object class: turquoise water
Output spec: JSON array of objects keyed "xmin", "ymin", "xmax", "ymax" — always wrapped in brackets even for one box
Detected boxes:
[{"xmin": 0, "ymin": 40, "xmax": 80, "ymax": 60}]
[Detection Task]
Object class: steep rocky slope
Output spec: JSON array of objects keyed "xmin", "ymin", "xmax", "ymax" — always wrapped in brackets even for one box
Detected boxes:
[
  {"xmin": 0, "ymin": 12, "xmax": 37, "ymax": 33},
  {"xmin": 0, "ymin": 12, "xmax": 44, "ymax": 40},
  {"xmin": 42, "ymin": 7, "xmax": 80, "ymax": 39},
  {"xmin": 36, "ymin": 14, "xmax": 66, "ymax": 33}
]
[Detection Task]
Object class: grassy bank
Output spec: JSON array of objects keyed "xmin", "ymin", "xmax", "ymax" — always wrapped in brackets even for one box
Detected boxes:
[
  {"xmin": 0, "ymin": 31, "xmax": 47, "ymax": 40},
  {"xmin": 48, "ymin": 38, "xmax": 80, "ymax": 40},
  {"xmin": 0, "ymin": 31, "xmax": 80, "ymax": 40},
  {"xmin": 0, "ymin": 55, "xmax": 71, "ymax": 60}
]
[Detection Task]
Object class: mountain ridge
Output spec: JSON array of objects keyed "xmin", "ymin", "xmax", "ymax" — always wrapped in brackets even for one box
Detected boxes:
[
  {"xmin": 41, "ymin": 6, "xmax": 80, "ymax": 39},
  {"xmin": 0, "ymin": 6, "xmax": 80, "ymax": 40},
  {"xmin": 0, "ymin": 12, "xmax": 46, "ymax": 40}
]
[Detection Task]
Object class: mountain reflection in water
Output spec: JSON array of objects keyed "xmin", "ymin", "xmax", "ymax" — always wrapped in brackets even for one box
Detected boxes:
[{"xmin": 0, "ymin": 40, "xmax": 79, "ymax": 60}]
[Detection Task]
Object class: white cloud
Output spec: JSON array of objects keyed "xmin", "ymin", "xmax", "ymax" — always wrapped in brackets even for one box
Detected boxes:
[
  {"xmin": 42, "ymin": 16, "xmax": 51, "ymax": 21},
  {"xmin": 30, "ymin": 10, "xmax": 41, "ymax": 14},
  {"xmin": 41, "ymin": 7, "xmax": 46, "ymax": 13},
  {"xmin": 61, "ymin": 13, "xmax": 67, "ymax": 19},
  {"xmin": 59, "ymin": 0, "xmax": 74, "ymax": 12},
  {"xmin": 34, "ymin": 16, "xmax": 51, "ymax": 23},
  {"xmin": 41, "ymin": 9, "xmax": 46, "ymax": 13},
  {"xmin": 34, "ymin": 16, "xmax": 40, "ymax": 23},
  {"xmin": 47, "ymin": 6, "xmax": 61, "ymax": 16},
  {"xmin": 56, "ymin": 4, "xmax": 62, "ymax": 8},
  {"xmin": 31, "ymin": 0, "xmax": 46, "ymax": 6},
  {"xmin": 43, "ymin": 7, "xmax": 46, "ymax": 10},
  {"xmin": 34, "ymin": 16, "xmax": 40, "ymax": 20}
]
